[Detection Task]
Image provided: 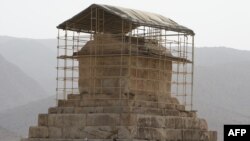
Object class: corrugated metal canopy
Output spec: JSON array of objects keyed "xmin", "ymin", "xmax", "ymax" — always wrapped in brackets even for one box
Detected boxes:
[{"xmin": 57, "ymin": 4, "xmax": 194, "ymax": 35}]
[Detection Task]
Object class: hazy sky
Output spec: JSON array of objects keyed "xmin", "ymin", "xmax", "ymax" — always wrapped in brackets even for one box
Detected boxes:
[{"xmin": 1, "ymin": 0, "xmax": 250, "ymax": 50}]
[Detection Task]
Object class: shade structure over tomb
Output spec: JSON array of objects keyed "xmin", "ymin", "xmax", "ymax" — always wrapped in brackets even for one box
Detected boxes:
[{"xmin": 57, "ymin": 4, "xmax": 194, "ymax": 35}]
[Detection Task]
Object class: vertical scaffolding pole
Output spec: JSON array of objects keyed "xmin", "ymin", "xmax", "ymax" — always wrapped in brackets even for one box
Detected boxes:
[
  {"xmin": 56, "ymin": 29, "xmax": 60, "ymax": 103},
  {"xmin": 64, "ymin": 29, "xmax": 68, "ymax": 99},
  {"xmin": 191, "ymin": 35, "xmax": 195, "ymax": 110}
]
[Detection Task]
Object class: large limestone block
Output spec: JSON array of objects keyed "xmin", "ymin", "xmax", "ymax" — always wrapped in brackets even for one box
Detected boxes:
[
  {"xmin": 120, "ymin": 114, "xmax": 137, "ymax": 126},
  {"xmin": 164, "ymin": 109, "xmax": 180, "ymax": 116},
  {"xmin": 117, "ymin": 126, "xmax": 136, "ymax": 139},
  {"xmin": 38, "ymin": 114, "xmax": 48, "ymax": 126},
  {"xmin": 48, "ymin": 127, "xmax": 62, "ymax": 138},
  {"xmin": 182, "ymin": 129, "xmax": 206, "ymax": 141},
  {"xmin": 175, "ymin": 104, "xmax": 185, "ymax": 111},
  {"xmin": 22, "ymin": 139, "xmax": 77, "ymax": 141},
  {"xmin": 208, "ymin": 131, "xmax": 217, "ymax": 141},
  {"xmin": 164, "ymin": 103, "xmax": 177, "ymax": 109},
  {"xmin": 165, "ymin": 116, "xmax": 176, "ymax": 128},
  {"xmin": 67, "ymin": 94, "xmax": 82, "ymax": 100},
  {"xmin": 86, "ymin": 113, "xmax": 136, "ymax": 126},
  {"xmin": 48, "ymin": 114, "xmax": 86, "ymax": 127},
  {"xmin": 132, "ymin": 107, "xmax": 165, "ymax": 115},
  {"xmin": 48, "ymin": 107, "xmax": 59, "ymax": 114},
  {"xmin": 136, "ymin": 127, "xmax": 165, "ymax": 140},
  {"xmin": 74, "ymin": 107, "xmax": 104, "ymax": 114},
  {"xmin": 103, "ymin": 106, "xmax": 129, "ymax": 113},
  {"xmin": 182, "ymin": 118, "xmax": 200, "ymax": 129},
  {"xmin": 175, "ymin": 117, "xmax": 185, "ymax": 129},
  {"xmin": 174, "ymin": 117, "xmax": 208, "ymax": 130},
  {"xmin": 49, "ymin": 107, "xmax": 75, "ymax": 114},
  {"xmin": 86, "ymin": 113, "xmax": 119, "ymax": 126},
  {"xmin": 60, "ymin": 107, "xmax": 75, "ymax": 113},
  {"xmin": 80, "ymin": 93, "xmax": 122, "ymax": 100},
  {"xmin": 83, "ymin": 126, "xmax": 117, "ymax": 139},
  {"xmin": 79, "ymin": 99, "xmax": 129, "ymax": 107},
  {"xmin": 199, "ymin": 119, "xmax": 208, "ymax": 130},
  {"xmin": 62, "ymin": 127, "xmax": 84, "ymax": 139},
  {"xmin": 58, "ymin": 100, "xmax": 80, "ymax": 107},
  {"xmin": 29, "ymin": 126, "xmax": 48, "ymax": 138},
  {"xmin": 131, "ymin": 100, "xmax": 157, "ymax": 108},
  {"xmin": 137, "ymin": 115, "xmax": 165, "ymax": 128},
  {"xmin": 165, "ymin": 129, "xmax": 182, "ymax": 141}
]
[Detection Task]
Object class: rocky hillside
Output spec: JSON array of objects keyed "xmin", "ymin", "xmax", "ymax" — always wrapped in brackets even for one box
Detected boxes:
[
  {"xmin": 0, "ymin": 54, "xmax": 49, "ymax": 111},
  {"xmin": 0, "ymin": 36, "xmax": 249, "ymax": 141}
]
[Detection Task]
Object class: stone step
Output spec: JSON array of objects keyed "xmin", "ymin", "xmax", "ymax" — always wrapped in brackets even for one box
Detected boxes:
[
  {"xmin": 28, "ymin": 125, "xmax": 134, "ymax": 139},
  {"xmin": 28, "ymin": 124, "xmax": 210, "ymax": 140},
  {"xmin": 49, "ymin": 106, "xmax": 128, "ymax": 114},
  {"xmin": 136, "ymin": 128, "xmax": 214, "ymax": 141},
  {"xmin": 38, "ymin": 112, "xmax": 205, "ymax": 130},
  {"xmin": 181, "ymin": 129, "xmax": 216, "ymax": 141},
  {"xmin": 57, "ymin": 99, "xmax": 185, "ymax": 111},
  {"xmin": 37, "ymin": 113, "xmax": 136, "ymax": 127},
  {"xmin": 58, "ymin": 100, "xmax": 81, "ymax": 107},
  {"xmin": 48, "ymin": 106, "xmax": 183, "ymax": 116},
  {"xmin": 21, "ymin": 139, "xmax": 151, "ymax": 141},
  {"xmin": 21, "ymin": 137, "xmax": 216, "ymax": 141},
  {"xmin": 136, "ymin": 115, "xmax": 207, "ymax": 130},
  {"xmin": 67, "ymin": 93, "xmax": 180, "ymax": 104},
  {"xmin": 67, "ymin": 94, "xmax": 82, "ymax": 100}
]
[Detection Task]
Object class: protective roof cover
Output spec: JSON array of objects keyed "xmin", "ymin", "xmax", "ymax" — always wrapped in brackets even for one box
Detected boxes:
[{"xmin": 58, "ymin": 4, "xmax": 194, "ymax": 35}]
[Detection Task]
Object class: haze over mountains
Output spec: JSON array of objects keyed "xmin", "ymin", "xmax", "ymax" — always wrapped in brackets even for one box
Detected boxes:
[
  {"xmin": 0, "ymin": 54, "xmax": 49, "ymax": 111},
  {"xmin": 0, "ymin": 126, "xmax": 20, "ymax": 141},
  {"xmin": 0, "ymin": 36, "xmax": 57, "ymax": 96},
  {"xmin": 0, "ymin": 36, "xmax": 249, "ymax": 141}
]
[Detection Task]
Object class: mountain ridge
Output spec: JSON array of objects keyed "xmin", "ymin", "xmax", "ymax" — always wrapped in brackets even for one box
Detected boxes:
[{"xmin": 0, "ymin": 36, "xmax": 250, "ymax": 141}]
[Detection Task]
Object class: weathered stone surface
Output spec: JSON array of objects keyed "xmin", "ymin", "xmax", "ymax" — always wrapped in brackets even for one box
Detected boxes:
[
  {"xmin": 86, "ymin": 113, "xmax": 119, "ymax": 126},
  {"xmin": 48, "ymin": 107, "xmax": 59, "ymax": 114},
  {"xmin": 48, "ymin": 127, "xmax": 62, "ymax": 138},
  {"xmin": 103, "ymin": 106, "xmax": 129, "ymax": 113},
  {"xmin": 165, "ymin": 129, "xmax": 182, "ymax": 141},
  {"xmin": 48, "ymin": 114, "xmax": 86, "ymax": 127},
  {"xmin": 79, "ymin": 99, "xmax": 129, "ymax": 107},
  {"xmin": 68, "ymin": 94, "xmax": 81, "ymax": 100},
  {"xmin": 176, "ymin": 104, "xmax": 185, "ymax": 111},
  {"xmin": 62, "ymin": 127, "xmax": 83, "ymax": 139},
  {"xmin": 136, "ymin": 127, "xmax": 165, "ymax": 140},
  {"xmin": 25, "ymin": 97, "xmax": 216, "ymax": 141},
  {"xmin": 199, "ymin": 119, "xmax": 208, "ymax": 130},
  {"xmin": 62, "ymin": 107, "xmax": 75, "ymax": 113},
  {"xmin": 22, "ymin": 139, "xmax": 148, "ymax": 141},
  {"xmin": 208, "ymin": 131, "xmax": 217, "ymax": 141},
  {"xmin": 164, "ymin": 109, "xmax": 179, "ymax": 116},
  {"xmin": 182, "ymin": 129, "xmax": 202, "ymax": 141},
  {"xmin": 83, "ymin": 126, "xmax": 117, "ymax": 139},
  {"xmin": 137, "ymin": 115, "xmax": 165, "ymax": 128},
  {"xmin": 165, "ymin": 116, "xmax": 176, "ymax": 128},
  {"xmin": 117, "ymin": 126, "xmax": 136, "ymax": 139},
  {"xmin": 75, "ymin": 107, "xmax": 104, "ymax": 114},
  {"xmin": 58, "ymin": 100, "xmax": 80, "ymax": 107},
  {"xmin": 22, "ymin": 139, "xmax": 74, "ymax": 141},
  {"xmin": 38, "ymin": 114, "xmax": 48, "ymax": 126},
  {"xmin": 29, "ymin": 126, "xmax": 48, "ymax": 138},
  {"xmin": 120, "ymin": 114, "xmax": 137, "ymax": 126}
]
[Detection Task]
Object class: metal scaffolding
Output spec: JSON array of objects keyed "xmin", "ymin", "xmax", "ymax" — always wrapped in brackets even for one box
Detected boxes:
[{"xmin": 56, "ymin": 4, "xmax": 195, "ymax": 110}]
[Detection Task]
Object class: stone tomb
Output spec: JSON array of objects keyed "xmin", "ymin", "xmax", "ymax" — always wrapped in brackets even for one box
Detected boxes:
[
  {"xmin": 22, "ymin": 93, "xmax": 217, "ymax": 141},
  {"xmin": 21, "ymin": 3, "xmax": 217, "ymax": 140},
  {"xmin": 77, "ymin": 33, "xmax": 172, "ymax": 97},
  {"xmin": 22, "ymin": 34, "xmax": 217, "ymax": 141}
]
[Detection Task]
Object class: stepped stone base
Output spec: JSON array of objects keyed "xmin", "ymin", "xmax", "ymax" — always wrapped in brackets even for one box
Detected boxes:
[{"xmin": 22, "ymin": 93, "xmax": 217, "ymax": 141}]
